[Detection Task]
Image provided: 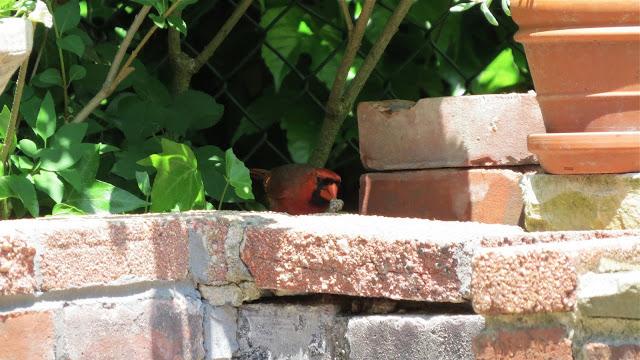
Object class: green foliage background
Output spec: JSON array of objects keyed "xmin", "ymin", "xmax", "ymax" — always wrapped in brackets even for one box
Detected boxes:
[{"xmin": 0, "ymin": 0, "xmax": 532, "ymax": 218}]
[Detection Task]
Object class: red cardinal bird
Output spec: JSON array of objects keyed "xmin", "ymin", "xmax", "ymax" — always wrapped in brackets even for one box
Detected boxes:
[{"xmin": 250, "ymin": 164, "xmax": 341, "ymax": 215}]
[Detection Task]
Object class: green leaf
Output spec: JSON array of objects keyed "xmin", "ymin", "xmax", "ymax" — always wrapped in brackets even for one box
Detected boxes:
[
  {"xmin": 38, "ymin": 144, "xmax": 88, "ymax": 171},
  {"xmin": 20, "ymin": 95, "xmax": 41, "ymax": 129},
  {"xmin": 57, "ymin": 144, "xmax": 99, "ymax": 191},
  {"xmin": 54, "ymin": 0, "xmax": 81, "ymax": 35},
  {"xmin": 10, "ymin": 155, "xmax": 35, "ymax": 173},
  {"xmin": 138, "ymin": 138, "xmax": 205, "ymax": 212},
  {"xmin": 7, "ymin": 175, "xmax": 38, "ymax": 217},
  {"xmin": 58, "ymin": 34, "xmax": 85, "ymax": 57},
  {"xmin": 52, "ymin": 203, "xmax": 86, "ymax": 216},
  {"xmin": 167, "ymin": 90, "xmax": 223, "ymax": 136},
  {"xmin": 149, "ymin": 13, "xmax": 166, "ymax": 28},
  {"xmin": 66, "ymin": 180, "xmax": 148, "ymax": 214},
  {"xmin": 37, "ymin": 68, "xmax": 63, "ymax": 87},
  {"xmin": 480, "ymin": 1, "xmax": 499, "ymax": 26},
  {"xmin": 51, "ymin": 123, "xmax": 87, "ymax": 148},
  {"xmin": 260, "ymin": 7, "xmax": 305, "ymax": 91},
  {"xmin": 281, "ymin": 114, "xmax": 320, "ymax": 164},
  {"xmin": 471, "ymin": 48, "xmax": 522, "ymax": 94},
  {"xmin": 33, "ymin": 171, "xmax": 64, "ymax": 203},
  {"xmin": 195, "ymin": 145, "xmax": 241, "ymax": 203},
  {"xmin": 449, "ymin": 2, "xmax": 478, "ymax": 12},
  {"xmin": 0, "ymin": 105, "xmax": 10, "ymax": 140},
  {"xmin": 224, "ymin": 148, "xmax": 254, "ymax": 200},
  {"xmin": 0, "ymin": 176, "xmax": 11, "ymax": 199},
  {"xmin": 135, "ymin": 171, "xmax": 151, "ymax": 197},
  {"xmin": 68, "ymin": 64, "xmax": 87, "ymax": 82},
  {"xmin": 36, "ymin": 92, "xmax": 57, "ymax": 143},
  {"xmin": 501, "ymin": 0, "xmax": 511, "ymax": 16},
  {"xmin": 17, "ymin": 139, "xmax": 40, "ymax": 158},
  {"xmin": 167, "ymin": 14, "xmax": 187, "ymax": 35}
]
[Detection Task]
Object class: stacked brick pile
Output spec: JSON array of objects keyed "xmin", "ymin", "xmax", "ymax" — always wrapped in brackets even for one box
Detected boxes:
[
  {"xmin": 357, "ymin": 93, "xmax": 546, "ymax": 226},
  {"xmin": 1, "ymin": 212, "xmax": 638, "ymax": 359}
]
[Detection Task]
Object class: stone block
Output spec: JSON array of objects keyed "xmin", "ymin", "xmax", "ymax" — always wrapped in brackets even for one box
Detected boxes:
[
  {"xmin": 578, "ymin": 271, "xmax": 640, "ymax": 319},
  {"xmin": 0, "ymin": 311, "xmax": 55, "ymax": 360},
  {"xmin": 241, "ymin": 213, "xmax": 522, "ymax": 302},
  {"xmin": 346, "ymin": 314, "xmax": 484, "ymax": 360},
  {"xmin": 360, "ymin": 168, "xmax": 527, "ymax": 224},
  {"xmin": 236, "ymin": 303, "xmax": 344, "ymax": 359},
  {"xmin": 582, "ymin": 342, "xmax": 640, "ymax": 360},
  {"xmin": 521, "ymin": 173, "xmax": 640, "ymax": 231},
  {"xmin": 203, "ymin": 305, "xmax": 238, "ymax": 360},
  {"xmin": 357, "ymin": 94, "xmax": 544, "ymax": 170}
]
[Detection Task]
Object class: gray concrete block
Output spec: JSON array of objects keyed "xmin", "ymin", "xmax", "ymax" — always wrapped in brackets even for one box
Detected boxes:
[
  {"xmin": 346, "ymin": 314, "xmax": 485, "ymax": 360},
  {"xmin": 236, "ymin": 303, "xmax": 346, "ymax": 360},
  {"xmin": 204, "ymin": 305, "xmax": 238, "ymax": 360}
]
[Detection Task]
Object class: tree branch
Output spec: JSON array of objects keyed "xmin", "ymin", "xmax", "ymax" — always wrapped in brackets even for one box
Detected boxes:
[
  {"xmin": 309, "ymin": 0, "xmax": 414, "ymax": 167},
  {"xmin": 192, "ymin": 0, "xmax": 252, "ymax": 74},
  {"xmin": 337, "ymin": 0, "xmax": 353, "ymax": 37},
  {"xmin": 343, "ymin": 0, "xmax": 413, "ymax": 108},
  {"xmin": 72, "ymin": 5, "xmax": 151, "ymax": 123},
  {"xmin": 1, "ymin": 57, "xmax": 29, "ymax": 167}
]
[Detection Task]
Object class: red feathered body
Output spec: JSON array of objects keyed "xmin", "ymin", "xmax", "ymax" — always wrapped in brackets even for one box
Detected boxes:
[{"xmin": 251, "ymin": 164, "xmax": 341, "ymax": 215}]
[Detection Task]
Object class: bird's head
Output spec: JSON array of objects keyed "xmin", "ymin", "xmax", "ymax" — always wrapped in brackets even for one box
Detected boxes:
[{"xmin": 311, "ymin": 168, "xmax": 341, "ymax": 206}]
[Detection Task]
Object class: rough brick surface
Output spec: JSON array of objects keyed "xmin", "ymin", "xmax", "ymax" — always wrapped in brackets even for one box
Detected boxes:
[
  {"xmin": 58, "ymin": 289, "xmax": 204, "ymax": 360},
  {"xmin": 0, "ymin": 223, "xmax": 36, "ymax": 295},
  {"xmin": 0, "ymin": 311, "xmax": 55, "ymax": 360},
  {"xmin": 474, "ymin": 327, "xmax": 573, "ymax": 360},
  {"xmin": 346, "ymin": 315, "xmax": 484, "ymax": 360},
  {"xmin": 360, "ymin": 168, "xmax": 528, "ymax": 224},
  {"xmin": 473, "ymin": 237, "xmax": 640, "ymax": 315},
  {"xmin": 582, "ymin": 342, "xmax": 640, "ymax": 360},
  {"xmin": 241, "ymin": 213, "xmax": 522, "ymax": 302},
  {"xmin": 203, "ymin": 305, "xmax": 238, "ymax": 360},
  {"xmin": 481, "ymin": 229, "xmax": 640, "ymax": 248},
  {"xmin": 236, "ymin": 303, "xmax": 344, "ymax": 359},
  {"xmin": 35, "ymin": 215, "xmax": 189, "ymax": 291},
  {"xmin": 357, "ymin": 94, "xmax": 544, "ymax": 170}
]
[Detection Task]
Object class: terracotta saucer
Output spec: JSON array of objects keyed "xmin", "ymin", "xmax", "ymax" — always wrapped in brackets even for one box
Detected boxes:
[{"xmin": 528, "ymin": 131, "xmax": 640, "ymax": 174}]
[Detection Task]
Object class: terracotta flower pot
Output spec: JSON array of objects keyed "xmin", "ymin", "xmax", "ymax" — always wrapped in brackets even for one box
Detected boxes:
[
  {"xmin": 528, "ymin": 131, "xmax": 640, "ymax": 174},
  {"xmin": 511, "ymin": 0, "xmax": 640, "ymax": 133},
  {"xmin": 0, "ymin": 18, "xmax": 33, "ymax": 96}
]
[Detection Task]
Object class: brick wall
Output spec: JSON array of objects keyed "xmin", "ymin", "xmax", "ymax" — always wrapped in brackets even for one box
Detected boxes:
[{"xmin": 1, "ymin": 211, "xmax": 638, "ymax": 359}]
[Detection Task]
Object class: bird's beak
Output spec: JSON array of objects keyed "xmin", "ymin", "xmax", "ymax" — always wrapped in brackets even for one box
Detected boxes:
[{"xmin": 319, "ymin": 183, "xmax": 339, "ymax": 201}]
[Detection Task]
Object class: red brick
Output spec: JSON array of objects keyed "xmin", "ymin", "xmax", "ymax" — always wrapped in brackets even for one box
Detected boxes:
[
  {"xmin": 240, "ymin": 213, "xmax": 522, "ymax": 302},
  {"xmin": 59, "ymin": 294, "xmax": 204, "ymax": 359},
  {"xmin": 481, "ymin": 229, "xmax": 640, "ymax": 247},
  {"xmin": 360, "ymin": 168, "xmax": 528, "ymax": 225},
  {"xmin": 357, "ymin": 94, "xmax": 544, "ymax": 170},
  {"xmin": 473, "ymin": 237, "xmax": 639, "ymax": 315},
  {"xmin": 0, "ymin": 311, "xmax": 55, "ymax": 360},
  {"xmin": 583, "ymin": 342, "xmax": 640, "ymax": 360},
  {"xmin": 0, "ymin": 222, "xmax": 36, "ymax": 295},
  {"xmin": 36, "ymin": 215, "xmax": 189, "ymax": 291},
  {"xmin": 474, "ymin": 327, "xmax": 573, "ymax": 360}
]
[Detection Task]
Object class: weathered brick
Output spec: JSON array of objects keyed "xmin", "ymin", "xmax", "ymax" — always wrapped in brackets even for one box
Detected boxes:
[
  {"xmin": 472, "ymin": 237, "xmax": 640, "ymax": 315},
  {"xmin": 0, "ymin": 222, "xmax": 36, "ymax": 295},
  {"xmin": 360, "ymin": 168, "xmax": 528, "ymax": 224},
  {"xmin": 357, "ymin": 94, "xmax": 544, "ymax": 170},
  {"xmin": 481, "ymin": 229, "xmax": 640, "ymax": 248},
  {"xmin": 0, "ymin": 311, "xmax": 55, "ymax": 360},
  {"xmin": 474, "ymin": 327, "xmax": 573, "ymax": 360},
  {"xmin": 36, "ymin": 215, "xmax": 189, "ymax": 291},
  {"xmin": 58, "ymin": 289, "xmax": 204, "ymax": 360},
  {"xmin": 346, "ymin": 315, "xmax": 484, "ymax": 360},
  {"xmin": 187, "ymin": 214, "xmax": 253, "ymax": 285},
  {"xmin": 241, "ymin": 213, "xmax": 522, "ymax": 302},
  {"xmin": 582, "ymin": 342, "xmax": 640, "ymax": 360}
]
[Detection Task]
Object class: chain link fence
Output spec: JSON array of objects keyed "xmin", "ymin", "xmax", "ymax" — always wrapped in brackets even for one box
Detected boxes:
[{"xmin": 180, "ymin": 0, "xmax": 528, "ymax": 209}]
